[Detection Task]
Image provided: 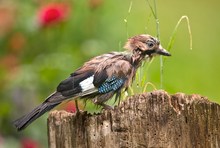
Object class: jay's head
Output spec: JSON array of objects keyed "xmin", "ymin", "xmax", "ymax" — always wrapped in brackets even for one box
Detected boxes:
[{"xmin": 124, "ymin": 34, "xmax": 171, "ymax": 58}]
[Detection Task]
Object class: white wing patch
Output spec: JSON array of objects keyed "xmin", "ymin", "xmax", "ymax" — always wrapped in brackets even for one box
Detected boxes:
[{"xmin": 79, "ymin": 75, "xmax": 97, "ymax": 96}]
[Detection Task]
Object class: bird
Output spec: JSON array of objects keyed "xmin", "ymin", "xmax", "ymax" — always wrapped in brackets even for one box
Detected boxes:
[{"xmin": 13, "ymin": 34, "xmax": 171, "ymax": 131}]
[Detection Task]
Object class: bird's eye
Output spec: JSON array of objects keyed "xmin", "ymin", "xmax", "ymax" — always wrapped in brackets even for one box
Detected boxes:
[{"xmin": 147, "ymin": 42, "xmax": 154, "ymax": 48}]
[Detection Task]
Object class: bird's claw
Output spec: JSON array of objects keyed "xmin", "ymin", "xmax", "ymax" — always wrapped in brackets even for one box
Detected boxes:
[{"xmin": 101, "ymin": 104, "xmax": 114, "ymax": 110}]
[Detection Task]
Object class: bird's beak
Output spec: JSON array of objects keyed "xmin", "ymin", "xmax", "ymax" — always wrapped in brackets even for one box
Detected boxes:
[{"xmin": 157, "ymin": 45, "xmax": 171, "ymax": 56}]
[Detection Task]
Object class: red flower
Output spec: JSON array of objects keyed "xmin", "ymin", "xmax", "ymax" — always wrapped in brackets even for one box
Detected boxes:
[
  {"xmin": 64, "ymin": 101, "xmax": 77, "ymax": 113},
  {"xmin": 21, "ymin": 138, "xmax": 40, "ymax": 148},
  {"xmin": 56, "ymin": 100, "xmax": 82, "ymax": 113},
  {"xmin": 38, "ymin": 3, "xmax": 70, "ymax": 27}
]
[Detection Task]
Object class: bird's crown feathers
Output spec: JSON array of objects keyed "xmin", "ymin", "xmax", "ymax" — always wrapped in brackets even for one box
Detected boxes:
[
  {"xmin": 124, "ymin": 34, "xmax": 171, "ymax": 57},
  {"xmin": 124, "ymin": 34, "xmax": 159, "ymax": 51}
]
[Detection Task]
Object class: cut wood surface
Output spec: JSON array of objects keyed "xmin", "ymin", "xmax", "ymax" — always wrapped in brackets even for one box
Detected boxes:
[{"xmin": 48, "ymin": 90, "xmax": 220, "ymax": 148}]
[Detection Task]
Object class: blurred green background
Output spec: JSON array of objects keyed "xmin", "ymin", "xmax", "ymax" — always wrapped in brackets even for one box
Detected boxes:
[{"xmin": 0, "ymin": 0, "xmax": 219, "ymax": 147}]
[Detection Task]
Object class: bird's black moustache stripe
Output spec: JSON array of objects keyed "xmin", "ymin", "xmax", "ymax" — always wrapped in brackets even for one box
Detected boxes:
[{"xmin": 142, "ymin": 49, "xmax": 156, "ymax": 55}]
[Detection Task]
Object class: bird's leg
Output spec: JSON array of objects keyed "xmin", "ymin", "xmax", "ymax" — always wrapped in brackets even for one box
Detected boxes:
[
  {"xmin": 92, "ymin": 99, "xmax": 114, "ymax": 110},
  {"xmin": 100, "ymin": 103, "xmax": 114, "ymax": 110},
  {"xmin": 74, "ymin": 100, "xmax": 80, "ymax": 113}
]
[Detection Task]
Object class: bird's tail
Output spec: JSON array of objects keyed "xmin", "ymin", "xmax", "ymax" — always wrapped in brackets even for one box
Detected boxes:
[{"xmin": 13, "ymin": 92, "xmax": 66, "ymax": 131}]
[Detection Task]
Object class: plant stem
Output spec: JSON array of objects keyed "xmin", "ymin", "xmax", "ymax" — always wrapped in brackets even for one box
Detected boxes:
[{"xmin": 153, "ymin": 0, "xmax": 163, "ymax": 89}]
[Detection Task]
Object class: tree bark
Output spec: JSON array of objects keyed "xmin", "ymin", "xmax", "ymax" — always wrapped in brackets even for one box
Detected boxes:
[{"xmin": 48, "ymin": 90, "xmax": 220, "ymax": 148}]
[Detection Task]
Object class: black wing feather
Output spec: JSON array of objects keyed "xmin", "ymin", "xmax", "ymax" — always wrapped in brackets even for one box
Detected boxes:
[
  {"xmin": 93, "ymin": 70, "xmax": 108, "ymax": 87},
  {"xmin": 57, "ymin": 69, "xmax": 94, "ymax": 97}
]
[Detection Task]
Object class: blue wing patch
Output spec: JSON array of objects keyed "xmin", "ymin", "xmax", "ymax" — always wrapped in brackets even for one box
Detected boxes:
[{"xmin": 98, "ymin": 76, "xmax": 124, "ymax": 94}]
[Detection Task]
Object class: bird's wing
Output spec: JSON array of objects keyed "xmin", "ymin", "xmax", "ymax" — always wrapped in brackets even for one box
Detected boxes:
[
  {"xmin": 93, "ymin": 54, "xmax": 133, "ymax": 94},
  {"xmin": 45, "ymin": 52, "xmax": 133, "ymax": 104},
  {"xmin": 52, "ymin": 53, "xmax": 120, "ymax": 100},
  {"xmin": 57, "ymin": 68, "xmax": 97, "ymax": 97}
]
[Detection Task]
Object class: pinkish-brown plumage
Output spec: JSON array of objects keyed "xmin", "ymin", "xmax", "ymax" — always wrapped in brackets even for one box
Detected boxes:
[{"xmin": 13, "ymin": 34, "xmax": 171, "ymax": 131}]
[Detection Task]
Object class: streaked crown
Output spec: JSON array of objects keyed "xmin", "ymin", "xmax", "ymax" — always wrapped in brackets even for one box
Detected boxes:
[{"xmin": 124, "ymin": 34, "xmax": 171, "ymax": 57}]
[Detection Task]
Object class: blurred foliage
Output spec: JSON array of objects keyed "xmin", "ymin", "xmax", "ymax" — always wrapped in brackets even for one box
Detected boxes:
[{"xmin": 0, "ymin": 0, "xmax": 220, "ymax": 147}]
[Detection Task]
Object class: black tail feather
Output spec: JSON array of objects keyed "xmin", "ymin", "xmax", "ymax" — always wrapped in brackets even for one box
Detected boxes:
[
  {"xmin": 13, "ymin": 92, "xmax": 66, "ymax": 131},
  {"xmin": 13, "ymin": 102, "xmax": 59, "ymax": 131}
]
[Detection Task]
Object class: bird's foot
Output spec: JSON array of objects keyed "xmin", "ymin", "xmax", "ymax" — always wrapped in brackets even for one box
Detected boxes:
[
  {"xmin": 74, "ymin": 100, "xmax": 80, "ymax": 113},
  {"xmin": 92, "ymin": 99, "xmax": 114, "ymax": 110},
  {"xmin": 101, "ymin": 104, "xmax": 114, "ymax": 110}
]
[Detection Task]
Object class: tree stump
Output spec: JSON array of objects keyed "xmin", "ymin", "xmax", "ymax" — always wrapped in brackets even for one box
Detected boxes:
[{"xmin": 48, "ymin": 90, "xmax": 220, "ymax": 148}]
